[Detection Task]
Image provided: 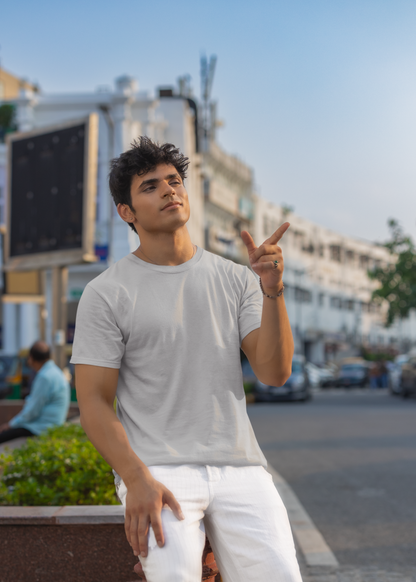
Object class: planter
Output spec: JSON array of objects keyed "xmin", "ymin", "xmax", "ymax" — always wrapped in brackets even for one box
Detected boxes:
[{"xmin": 0, "ymin": 506, "xmax": 220, "ymax": 582}]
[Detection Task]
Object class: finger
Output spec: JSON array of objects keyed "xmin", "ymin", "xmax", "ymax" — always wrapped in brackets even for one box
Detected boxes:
[
  {"xmin": 124, "ymin": 512, "xmax": 132, "ymax": 546},
  {"xmin": 250, "ymin": 244, "xmax": 282, "ymax": 264},
  {"xmin": 150, "ymin": 510, "xmax": 165, "ymax": 549},
  {"xmin": 252, "ymin": 261, "xmax": 282, "ymax": 271},
  {"xmin": 163, "ymin": 489, "xmax": 185, "ymax": 521},
  {"xmin": 241, "ymin": 230, "xmax": 257, "ymax": 254},
  {"xmin": 265, "ymin": 222, "xmax": 290, "ymax": 245},
  {"xmin": 129, "ymin": 514, "xmax": 141, "ymax": 556},
  {"xmin": 138, "ymin": 515, "xmax": 150, "ymax": 557}
]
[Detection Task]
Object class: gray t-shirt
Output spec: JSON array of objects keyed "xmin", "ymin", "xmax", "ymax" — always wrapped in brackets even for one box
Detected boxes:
[{"xmin": 71, "ymin": 247, "xmax": 267, "ymax": 470}]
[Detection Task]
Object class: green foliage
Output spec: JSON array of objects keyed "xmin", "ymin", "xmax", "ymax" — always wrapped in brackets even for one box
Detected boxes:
[
  {"xmin": 0, "ymin": 424, "xmax": 118, "ymax": 506},
  {"xmin": 0, "ymin": 104, "xmax": 17, "ymax": 141},
  {"xmin": 368, "ymin": 219, "xmax": 416, "ymax": 327}
]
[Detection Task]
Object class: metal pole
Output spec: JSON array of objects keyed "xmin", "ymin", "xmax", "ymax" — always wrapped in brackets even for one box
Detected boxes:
[{"xmin": 52, "ymin": 266, "xmax": 68, "ymax": 369}]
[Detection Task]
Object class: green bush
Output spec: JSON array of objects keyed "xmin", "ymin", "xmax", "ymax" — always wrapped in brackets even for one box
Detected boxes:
[{"xmin": 0, "ymin": 424, "xmax": 118, "ymax": 506}]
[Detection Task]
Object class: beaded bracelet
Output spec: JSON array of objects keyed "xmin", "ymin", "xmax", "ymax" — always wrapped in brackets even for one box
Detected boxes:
[{"xmin": 259, "ymin": 279, "xmax": 285, "ymax": 299}]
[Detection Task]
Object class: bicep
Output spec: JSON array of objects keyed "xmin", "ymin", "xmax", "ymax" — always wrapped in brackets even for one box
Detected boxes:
[{"xmin": 75, "ymin": 364, "xmax": 119, "ymax": 408}]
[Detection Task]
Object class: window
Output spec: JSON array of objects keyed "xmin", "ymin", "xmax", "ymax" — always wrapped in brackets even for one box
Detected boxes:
[
  {"xmin": 330, "ymin": 296, "xmax": 342, "ymax": 309},
  {"xmin": 295, "ymin": 287, "xmax": 312, "ymax": 303},
  {"xmin": 330, "ymin": 245, "xmax": 342, "ymax": 262},
  {"xmin": 359, "ymin": 255, "xmax": 369, "ymax": 269},
  {"xmin": 318, "ymin": 293, "xmax": 325, "ymax": 306},
  {"xmin": 345, "ymin": 250, "xmax": 355, "ymax": 264},
  {"xmin": 203, "ymin": 178, "xmax": 210, "ymax": 197}
]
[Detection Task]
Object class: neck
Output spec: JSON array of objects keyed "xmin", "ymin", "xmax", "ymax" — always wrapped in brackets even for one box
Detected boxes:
[{"xmin": 133, "ymin": 226, "xmax": 195, "ymax": 266}]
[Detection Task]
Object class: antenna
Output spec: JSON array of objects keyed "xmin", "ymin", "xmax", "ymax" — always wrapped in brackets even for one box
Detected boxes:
[{"xmin": 200, "ymin": 53, "xmax": 217, "ymax": 150}]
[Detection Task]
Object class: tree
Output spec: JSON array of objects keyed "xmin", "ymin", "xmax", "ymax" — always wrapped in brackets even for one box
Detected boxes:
[
  {"xmin": 0, "ymin": 104, "xmax": 17, "ymax": 142},
  {"xmin": 368, "ymin": 219, "xmax": 416, "ymax": 327}
]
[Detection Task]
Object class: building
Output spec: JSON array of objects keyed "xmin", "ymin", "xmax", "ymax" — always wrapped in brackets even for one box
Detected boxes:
[
  {"xmin": 0, "ymin": 75, "xmax": 204, "ymax": 353},
  {"xmin": 254, "ymin": 196, "xmax": 416, "ymax": 362}
]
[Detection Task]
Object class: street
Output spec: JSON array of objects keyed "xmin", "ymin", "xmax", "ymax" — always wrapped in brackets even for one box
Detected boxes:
[{"xmin": 248, "ymin": 389, "xmax": 416, "ymax": 582}]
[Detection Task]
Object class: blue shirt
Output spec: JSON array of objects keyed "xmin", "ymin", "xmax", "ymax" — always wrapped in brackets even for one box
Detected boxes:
[{"xmin": 9, "ymin": 360, "xmax": 70, "ymax": 435}]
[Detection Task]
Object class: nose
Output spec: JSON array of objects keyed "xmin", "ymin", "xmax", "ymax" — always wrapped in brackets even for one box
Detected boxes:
[{"xmin": 162, "ymin": 182, "xmax": 175, "ymax": 197}]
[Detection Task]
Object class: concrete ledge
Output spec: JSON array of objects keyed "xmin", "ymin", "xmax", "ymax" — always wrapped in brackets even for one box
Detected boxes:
[
  {"xmin": 0, "ymin": 506, "xmax": 136, "ymax": 582},
  {"xmin": 0, "ymin": 504, "xmax": 124, "ymax": 525}
]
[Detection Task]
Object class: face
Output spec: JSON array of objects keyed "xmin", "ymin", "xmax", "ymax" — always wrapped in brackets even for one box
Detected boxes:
[{"xmin": 117, "ymin": 164, "xmax": 190, "ymax": 235}]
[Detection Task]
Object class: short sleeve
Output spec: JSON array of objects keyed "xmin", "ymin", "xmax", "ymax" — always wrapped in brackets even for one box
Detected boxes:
[
  {"xmin": 70, "ymin": 285, "xmax": 125, "ymax": 368},
  {"xmin": 238, "ymin": 268, "xmax": 263, "ymax": 344}
]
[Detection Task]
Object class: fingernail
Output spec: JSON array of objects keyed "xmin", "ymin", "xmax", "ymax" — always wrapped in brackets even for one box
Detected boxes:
[
  {"xmin": 179, "ymin": 511, "xmax": 185, "ymax": 520},
  {"xmin": 133, "ymin": 551, "xmax": 138, "ymax": 556},
  {"xmin": 157, "ymin": 541, "xmax": 164, "ymax": 548},
  {"xmin": 141, "ymin": 551, "xmax": 146, "ymax": 557}
]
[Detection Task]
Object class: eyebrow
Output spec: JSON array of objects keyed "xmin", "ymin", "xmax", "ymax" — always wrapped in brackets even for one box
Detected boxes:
[{"xmin": 138, "ymin": 173, "xmax": 181, "ymax": 190}]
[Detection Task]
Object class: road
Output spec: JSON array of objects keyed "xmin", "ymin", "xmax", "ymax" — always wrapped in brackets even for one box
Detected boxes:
[{"xmin": 248, "ymin": 389, "xmax": 416, "ymax": 582}]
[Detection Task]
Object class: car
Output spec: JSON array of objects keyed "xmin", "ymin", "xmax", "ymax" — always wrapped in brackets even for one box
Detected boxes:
[
  {"xmin": 335, "ymin": 359, "xmax": 370, "ymax": 388},
  {"xmin": 304, "ymin": 362, "xmax": 322, "ymax": 388},
  {"xmin": 401, "ymin": 356, "xmax": 416, "ymax": 399},
  {"xmin": 388, "ymin": 355, "xmax": 408, "ymax": 395},
  {"xmin": 253, "ymin": 355, "xmax": 312, "ymax": 402}
]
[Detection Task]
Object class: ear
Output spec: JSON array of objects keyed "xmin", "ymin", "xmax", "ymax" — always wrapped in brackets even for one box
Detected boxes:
[{"xmin": 117, "ymin": 203, "xmax": 135, "ymax": 225}]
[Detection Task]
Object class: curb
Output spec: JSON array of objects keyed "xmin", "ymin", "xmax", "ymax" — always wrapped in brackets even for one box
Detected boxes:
[{"xmin": 267, "ymin": 462, "xmax": 339, "ymax": 569}]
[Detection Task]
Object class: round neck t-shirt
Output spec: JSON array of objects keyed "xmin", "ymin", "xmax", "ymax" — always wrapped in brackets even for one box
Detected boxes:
[{"xmin": 70, "ymin": 247, "xmax": 267, "ymax": 473}]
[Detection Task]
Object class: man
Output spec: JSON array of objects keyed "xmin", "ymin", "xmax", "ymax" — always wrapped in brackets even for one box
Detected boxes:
[
  {"xmin": 72, "ymin": 137, "xmax": 302, "ymax": 582},
  {"xmin": 0, "ymin": 341, "xmax": 70, "ymax": 443}
]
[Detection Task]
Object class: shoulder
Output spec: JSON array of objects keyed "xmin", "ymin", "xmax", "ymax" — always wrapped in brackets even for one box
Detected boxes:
[
  {"xmin": 200, "ymin": 249, "xmax": 249, "ymax": 276},
  {"xmin": 199, "ymin": 249, "xmax": 251, "ymax": 287},
  {"xmin": 80, "ymin": 255, "xmax": 140, "ymax": 306}
]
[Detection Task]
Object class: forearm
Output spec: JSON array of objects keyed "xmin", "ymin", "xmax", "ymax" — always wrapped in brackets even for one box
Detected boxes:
[
  {"xmin": 255, "ymin": 290, "xmax": 294, "ymax": 385},
  {"xmin": 80, "ymin": 399, "xmax": 149, "ymax": 487}
]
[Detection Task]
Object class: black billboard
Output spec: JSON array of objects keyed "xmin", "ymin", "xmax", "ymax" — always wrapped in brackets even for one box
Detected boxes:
[{"xmin": 5, "ymin": 115, "xmax": 98, "ymax": 270}]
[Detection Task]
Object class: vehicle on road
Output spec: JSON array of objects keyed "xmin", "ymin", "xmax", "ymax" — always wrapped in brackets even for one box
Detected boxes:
[
  {"xmin": 335, "ymin": 359, "xmax": 370, "ymax": 388},
  {"xmin": 400, "ymin": 355, "xmax": 416, "ymax": 399},
  {"xmin": 388, "ymin": 354, "xmax": 408, "ymax": 395},
  {"xmin": 253, "ymin": 355, "xmax": 312, "ymax": 402}
]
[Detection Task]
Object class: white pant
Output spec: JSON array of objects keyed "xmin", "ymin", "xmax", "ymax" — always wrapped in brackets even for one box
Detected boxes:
[{"xmin": 117, "ymin": 464, "xmax": 303, "ymax": 582}]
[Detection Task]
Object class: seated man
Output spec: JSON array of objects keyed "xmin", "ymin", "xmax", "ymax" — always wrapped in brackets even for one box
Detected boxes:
[{"xmin": 0, "ymin": 341, "xmax": 70, "ymax": 443}]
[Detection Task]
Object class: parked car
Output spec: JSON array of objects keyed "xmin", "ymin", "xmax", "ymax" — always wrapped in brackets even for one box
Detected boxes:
[
  {"xmin": 253, "ymin": 355, "xmax": 312, "ymax": 402},
  {"xmin": 305, "ymin": 362, "xmax": 336, "ymax": 388},
  {"xmin": 305, "ymin": 362, "xmax": 322, "ymax": 388},
  {"xmin": 318, "ymin": 365, "xmax": 337, "ymax": 387},
  {"xmin": 388, "ymin": 355, "xmax": 408, "ymax": 395},
  {"xmin": 401, "ymin": 356, "xmax": 416, "ymax": 399},
  {"xmin": 335, "ymin": 359, "xmax": 370, "ymax": 388}
]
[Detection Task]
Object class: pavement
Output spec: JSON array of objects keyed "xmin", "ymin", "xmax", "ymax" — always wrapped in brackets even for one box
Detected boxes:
[{"xmin": 249, "ymin": 388, "xmax": 416, "ymax": 582}]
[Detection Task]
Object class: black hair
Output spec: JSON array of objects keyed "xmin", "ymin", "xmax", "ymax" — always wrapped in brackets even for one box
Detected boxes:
[
  {"xmin": 29, "ymin": 341, "xmax": 51, "ymax": 363},
  {"xmin": 109, "ymin": 136, "xmax": 190, "ymax": 233}
]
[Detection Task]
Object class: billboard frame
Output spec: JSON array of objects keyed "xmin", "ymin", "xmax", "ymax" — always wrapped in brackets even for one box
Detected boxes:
[{"xmin": 4, "ymin": 113, "xmax": 99, "ymax": 271}]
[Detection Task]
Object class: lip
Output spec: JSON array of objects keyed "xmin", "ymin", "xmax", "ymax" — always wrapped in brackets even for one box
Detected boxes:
[{"xmin": 161, "ymin": 201, "xmax": 182, "ymax": 211}]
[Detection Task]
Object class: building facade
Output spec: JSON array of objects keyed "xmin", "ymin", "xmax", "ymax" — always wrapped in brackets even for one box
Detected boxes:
[
  {"xmin": 1, "ymin": 69, "xmax": 415, "ymax": 360},
  {"xmin": 0, "ymin": 75, "xmax": 204, "ymax": 353},
  {"xmin": 254, "ymin": 197, "xmax": 416, "ymax": 362}
]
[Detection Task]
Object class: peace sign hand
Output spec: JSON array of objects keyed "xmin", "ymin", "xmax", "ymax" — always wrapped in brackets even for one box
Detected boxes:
[{"xmin": 241, "ymin": 222, "xmax": 289, "ymax": 293}]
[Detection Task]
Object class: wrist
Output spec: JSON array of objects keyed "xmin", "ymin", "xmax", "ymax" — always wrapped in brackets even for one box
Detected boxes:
[
  {"xmin": 122, "ymin": 463, "xmax": 150, "ymax": 488},
  {"xmin": 260, "ymin": 279, "xmax": 284, "ymax": 298}
]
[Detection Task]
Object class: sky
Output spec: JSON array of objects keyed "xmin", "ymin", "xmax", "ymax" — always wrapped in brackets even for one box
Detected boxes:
[{"xmin": 1, "ymin": 0, "xmax": 416, "ymax": 244}]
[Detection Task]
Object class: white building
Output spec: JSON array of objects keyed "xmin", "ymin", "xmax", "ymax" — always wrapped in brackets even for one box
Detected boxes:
[
  {"xmin": 0, "ymin": 76, "xmax": 204, "ymax": 353},
  {"xmin": 254, "ymin": 197, "xmax": 416, "ymax": 362}
]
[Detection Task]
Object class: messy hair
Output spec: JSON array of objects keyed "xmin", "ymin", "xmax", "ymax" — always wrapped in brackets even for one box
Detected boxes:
[{"xmin": 109, "ymin": 136, "xmax": 190, "ymax": 233}]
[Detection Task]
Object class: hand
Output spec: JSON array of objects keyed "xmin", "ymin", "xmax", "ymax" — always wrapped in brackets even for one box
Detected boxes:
[
  {"xmin": 241, "ymin": 222, "xmax": 290, "ymax": 293},
  {"xmin": 0, "ymin": 422, "xmax": 10, "ymax": 433},
  {"xmin": 124, "ymin": 470, "xmax": 184, "ymax": 558}
]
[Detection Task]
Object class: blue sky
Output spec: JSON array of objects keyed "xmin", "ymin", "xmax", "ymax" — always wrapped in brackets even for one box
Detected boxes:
[{"xmin": 1, "ymin": 0, "xmax": 416, "ymax": 243}]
